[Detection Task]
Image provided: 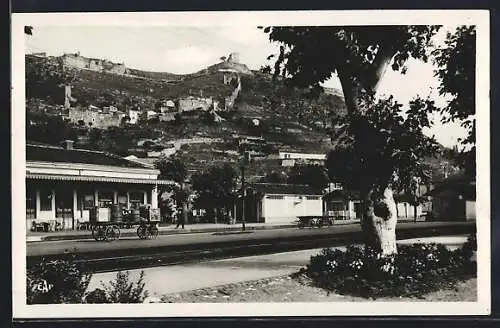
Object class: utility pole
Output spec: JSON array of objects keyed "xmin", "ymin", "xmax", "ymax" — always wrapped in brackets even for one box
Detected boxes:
[
  {"xmin": 240, "ymin": 151, "xmax": 250, "ymax": 231},
  {"xmin": 241, "ymin": 163, "xmax": 246, "ymax": 231}
]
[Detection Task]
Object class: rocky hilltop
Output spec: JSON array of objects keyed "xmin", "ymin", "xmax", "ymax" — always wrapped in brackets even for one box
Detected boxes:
[{"xmin": 26, "ymin": 51, "xmax": 347, "ymax": 178}]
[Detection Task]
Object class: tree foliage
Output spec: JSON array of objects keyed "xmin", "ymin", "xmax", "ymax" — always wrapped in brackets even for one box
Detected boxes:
[
  {"xmin": 155, "ymin": 157, "xmax": 189, "ymax": 219},
  {"xmin": 155, "ymin": 156, "xmax": 187, "ymax": 184},
  {"xmin": 432, "ymin": 26, "xmax": 476, "ymax": 142},
  {"xmin": 287, "ymin": 164, "xmax": 330, "ymax": 191},
  {"xmin": 260, "ymin": 26, "xmax": 441, "ymax": 102},
  {"xmin": 326, "ymin": 95, "xmax": 439, "ymax": 199},
  {"xmin": 431, "ymin": 25, "xmax": 476, "ymax": 177},
  {"xmin": 259, "ymin": 171, "xmax": 288, "ymax": 184},
  {"xmin": 191, "ymin": 164, "xmax": 238, "ymax": 213}
]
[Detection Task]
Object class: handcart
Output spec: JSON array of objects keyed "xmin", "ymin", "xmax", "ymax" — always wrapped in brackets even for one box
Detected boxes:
[
  {"xmin": 89, "ymin": 206, "xmax": 160, "ymax": 241},
  {"xmin": 297, "ymin": 215, "xmax": 334, "ymax": 228}
]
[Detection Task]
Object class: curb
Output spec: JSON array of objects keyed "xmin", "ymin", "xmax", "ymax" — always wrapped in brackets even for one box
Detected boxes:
[
  {"xmin": 27, "ymin": 224, "xmax": 297, "ymax": 242},
  {"xmin": 25, "ymin": 219, "xmax": 437, "ymax": 243}
]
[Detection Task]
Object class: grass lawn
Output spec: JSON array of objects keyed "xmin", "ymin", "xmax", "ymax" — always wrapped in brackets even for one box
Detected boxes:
[{"xmin": 160, "ymin": 274, "xmax": 477, "ymax": 303}]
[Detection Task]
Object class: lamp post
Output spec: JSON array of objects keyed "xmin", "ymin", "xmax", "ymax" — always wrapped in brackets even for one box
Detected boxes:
[{"xmin": 240, "ymin": 151, "xmax": 250, "ymax": 231}]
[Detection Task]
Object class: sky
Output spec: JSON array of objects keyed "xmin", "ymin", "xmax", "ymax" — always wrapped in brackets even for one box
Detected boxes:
[{"xmin": 25, "ymin": 25, "xmax": 468, "ymax": 148}]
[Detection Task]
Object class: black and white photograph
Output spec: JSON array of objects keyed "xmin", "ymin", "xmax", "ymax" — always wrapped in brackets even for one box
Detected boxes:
[{"xmin": 11, "ymin": 10, "xmax": 490, "ymax": 318}]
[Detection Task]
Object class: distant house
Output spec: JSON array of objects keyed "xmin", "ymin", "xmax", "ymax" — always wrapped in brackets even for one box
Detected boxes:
[
  {"xmin": 323, "ymin": 188, "xmax": 362, "ymax": 220},
  {"xmin": 159, "ymin": 112, "xmax": 176, "ymax": 122},
  {"xmin": 141, "ymin": 110, "xmax": 158, "ymax": 121},
  {"xmin": 127, "ymin": 110, "xmax": 139, "ymax": 124},
  {"xmin": 427, "ymin": 175, "xmax": 476, "ymax": 221},
  {"xmin": 278, "ymin": 151, "xmax": 326, "ymax": 167},
  {"xmin": 238, "ymin": 183, "xmax": 323, "ymax": 224}
]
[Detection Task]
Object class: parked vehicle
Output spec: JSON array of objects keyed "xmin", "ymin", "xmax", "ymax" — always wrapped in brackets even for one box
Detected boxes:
[
  {"xmin": 297, "ymin": 215, "xmax": 335, "ymax": 228},
  {"xmin": 89, "ymin": 206, "xmax": 160, "ymax": 241}
]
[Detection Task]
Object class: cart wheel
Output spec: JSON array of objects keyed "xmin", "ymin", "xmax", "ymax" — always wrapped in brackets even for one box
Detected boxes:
[
  {"xmin": 137, "ymin": 226, "xmax": 145, "ymax": 239},
  {"xmin": 92, "ymin": 225, "xmax": 106, "ymax": 241},
  {"xmin": 91, "ymin": 225, "xmax": 99, "ymax": 241},
  {"xmin": 149, "ymin": 225, "xmax": 159, "ymax": 239},
  {"xmin": 106, "ymin": 225, "xmax": 120, "ymax": 241}
]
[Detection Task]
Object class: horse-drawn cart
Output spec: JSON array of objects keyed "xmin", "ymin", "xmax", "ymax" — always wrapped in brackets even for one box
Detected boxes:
[
  {"xmin": 89, "ymin": 205, "xmax": 160, "ymax": 242},
  {"xmin": 297, "ymin": 215, "xmax": 335, "ymax": 228}
]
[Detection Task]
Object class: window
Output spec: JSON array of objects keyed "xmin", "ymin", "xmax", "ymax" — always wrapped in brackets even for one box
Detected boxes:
[
  {"xmin": 129, "ymin": 191, "xmax": 144, "ymax": 209},
  {"xmin": 328, "ymin": 202, "xmax": 345, "ymax": 212},
  {"xmin": 26, "ymin": 189, "xmax": 36, "ymax": 219},
  {"xmin": 78, "ymin": 192, "xmax": 95, "ymax": 210},
  {"xmin": 99, "ymin": 190, "xmax": 114, "ymax": 207},
  {"xmin": 117, "ymin": 193, "xmax": 128, "ymax": 206},
  {"xmin": 266, "ymin": 195, "xmax": 284, "ymax": 200},
  {"xmin": 40, "ymin": 189, "xmax": 52, "ymax": 211}
]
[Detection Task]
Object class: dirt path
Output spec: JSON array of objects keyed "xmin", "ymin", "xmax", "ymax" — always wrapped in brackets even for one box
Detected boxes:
[{"xmin": 160, "ymin": 274, "xmax": 477, "ymax": 303}]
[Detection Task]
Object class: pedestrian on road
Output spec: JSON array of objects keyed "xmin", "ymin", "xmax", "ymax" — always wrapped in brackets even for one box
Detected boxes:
[{"xmin": 176, "ymin": 210, "xmax": 185, "ymax": 229}]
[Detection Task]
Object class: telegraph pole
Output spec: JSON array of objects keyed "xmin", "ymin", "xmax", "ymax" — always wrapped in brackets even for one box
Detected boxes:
[
  {"xmin": 240, "ymin": 151, "xmax": 249, "ymax": 231},
  {"xmin": 241, "ymin": 163, "xmax": 246, "ymax": 231}
]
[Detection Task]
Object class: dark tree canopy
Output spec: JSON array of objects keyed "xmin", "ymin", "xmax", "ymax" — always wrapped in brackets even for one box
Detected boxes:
[
  {"xmin": 259, "ymin": 171, "xmax": 288, "ymax": 184},
  {"xmin": 191, "ymin": 164, "xmax": 238, "ymax": 211},
  {"xmin": 326, "ymin": 95, "xmax": 439, "ymax": 197},
  {"xmin": 432, "ymin": 26, "xmax": 476, "ymax": 132},
  {"xmin": 155, "ymin": 157, "xmax": 187, "ymax": 184},
  {"xmin": 260, "ymin": 25, "xmax": 441, "ymax": 104},
  {"xmin": 287, "ymin": 164, "xmax": 330, "ymax": 191}
]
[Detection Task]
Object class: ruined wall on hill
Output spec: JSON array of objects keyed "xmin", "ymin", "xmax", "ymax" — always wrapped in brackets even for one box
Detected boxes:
[
  {"xmin": 68, "ymin": 108, "xmax": 123, "ymax": 129},
  {"xmin": 178, "ymin": 97, "xmax": 214, "ymax": 113}
]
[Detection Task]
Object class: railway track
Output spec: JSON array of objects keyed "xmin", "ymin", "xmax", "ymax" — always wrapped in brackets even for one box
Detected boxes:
[{"xmin": 26, "ymin": 222, "xmax": 475, "ymax": 273}]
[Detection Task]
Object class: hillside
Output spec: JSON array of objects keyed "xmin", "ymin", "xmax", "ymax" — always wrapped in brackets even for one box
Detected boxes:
[{"xmin": 25, "ymin": 53, "xmax": 457, "ymax": 182}]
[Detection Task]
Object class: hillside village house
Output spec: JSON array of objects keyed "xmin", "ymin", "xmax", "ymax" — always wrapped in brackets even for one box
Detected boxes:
[
  {"xmin": 26, "ymin": 141, "xmax": 173, "ymax": 232},
  {"xmin": 240, "ymin": 183, "xmax": 323, "ymax": 224},
  {"xmin": 127, "ymin": 110, "xmax": 139, "ymax": 124},
  {"xmin": 278, "ymin": 151, "xmax": 326, "ymax": 167}
]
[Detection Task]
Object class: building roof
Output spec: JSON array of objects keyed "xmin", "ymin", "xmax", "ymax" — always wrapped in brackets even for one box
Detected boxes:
[
  {"xmin": 323, "ymin": 189, "xmax": 361, "ymax": 200},
  {"xmin": 427, "ymin": 174, "xmax": 476, "ymax": 200},
  {"xmin": 26, "ymin": 143, "xmax": 149, "ymax": 169},
  {"xmin": 249, "ymin": 183, "xmax": 323, "ymax": 196}
]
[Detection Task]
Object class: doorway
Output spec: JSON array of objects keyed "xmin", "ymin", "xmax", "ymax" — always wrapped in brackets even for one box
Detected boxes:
[{"xmin": 55, "ymin": 187, "xmax": 74, "ymax": 230}]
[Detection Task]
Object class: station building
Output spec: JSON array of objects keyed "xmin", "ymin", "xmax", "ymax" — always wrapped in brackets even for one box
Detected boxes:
[{"xmin": 25, "ymin": 140, "xmax": 173, "ymax": 231}]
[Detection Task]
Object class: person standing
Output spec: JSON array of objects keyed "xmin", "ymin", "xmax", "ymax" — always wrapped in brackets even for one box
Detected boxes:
[{"xmin": 175, "ymin": 209, "xmax": 185, "ymax": 229}]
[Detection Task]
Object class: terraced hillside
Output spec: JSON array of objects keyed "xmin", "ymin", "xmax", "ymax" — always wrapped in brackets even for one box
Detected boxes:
[{"xmin": 25, "ymin": 53, "xmax": 347, "ymax": 178}]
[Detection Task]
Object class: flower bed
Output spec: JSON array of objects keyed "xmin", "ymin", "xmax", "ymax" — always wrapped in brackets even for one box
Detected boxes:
[{"xmin": 301, "ymin": 234, "xmax": 477, "ymax": 299}]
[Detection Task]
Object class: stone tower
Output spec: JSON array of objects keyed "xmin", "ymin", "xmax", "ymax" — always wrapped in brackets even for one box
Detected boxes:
[{"xmin": 227, "ymin": 52, "xmax": 240, "ymax": 64}]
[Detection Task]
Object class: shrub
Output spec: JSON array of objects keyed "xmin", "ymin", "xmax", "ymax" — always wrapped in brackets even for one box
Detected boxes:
[
  {"xmin": 84, "ymin": 288, "xmax": 109, "ymax": 304},
  {"xmin": 27, "ymin": 255, "xmax": 91, "ymax": 304},
  {"xmin": 303, "ymin": 233, "xmax": 477, "ymax": 299},
  {"xmin": 84, "ymin": 270, "xmax": 149, "ymax": 303}
]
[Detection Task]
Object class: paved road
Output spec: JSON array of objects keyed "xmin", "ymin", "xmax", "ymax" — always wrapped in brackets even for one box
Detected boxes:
[{"xmin": 27, "ymin": 221, "xmax": 474, "ymax": 259}]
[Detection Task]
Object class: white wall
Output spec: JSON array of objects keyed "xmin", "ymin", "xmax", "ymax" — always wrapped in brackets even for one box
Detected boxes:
[
  {"xmin": 465, "ymin": 200, "xmax": 476, "ymax": 220},
  {"xmin": 396, "ymin": 202, "xmax": 424, "ymax": 218},
  {"xmin": 262, "ymin": 195, "xmax": 323, "ymax": 223},
  {"xmin": 278, "ymin": 152, "xmax": 326, "ymax": 160}
]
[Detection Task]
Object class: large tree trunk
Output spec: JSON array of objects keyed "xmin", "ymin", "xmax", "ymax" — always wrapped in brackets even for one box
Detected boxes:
[
  {"xmin": 337, "ymin": 53, "xmax": 398, "ymax": 255},
  {"xmin": 361, "ymin": 187, "xmax": 398, "ymax": 255}
]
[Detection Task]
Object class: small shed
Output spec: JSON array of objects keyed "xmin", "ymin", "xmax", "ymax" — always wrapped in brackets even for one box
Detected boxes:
[
  {"xmin": 427, "ymin": 175, "xmax": 476, "ymax": 221},
  {"xmin": 241, "ymin": 183, "xmax": 323, "ymax": 224}
]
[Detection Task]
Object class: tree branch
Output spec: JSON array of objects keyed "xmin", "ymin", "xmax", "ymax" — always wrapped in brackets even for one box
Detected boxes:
[{"xmin": 369, "ymin": 44, "xmax": 395, "ymax": 92}]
